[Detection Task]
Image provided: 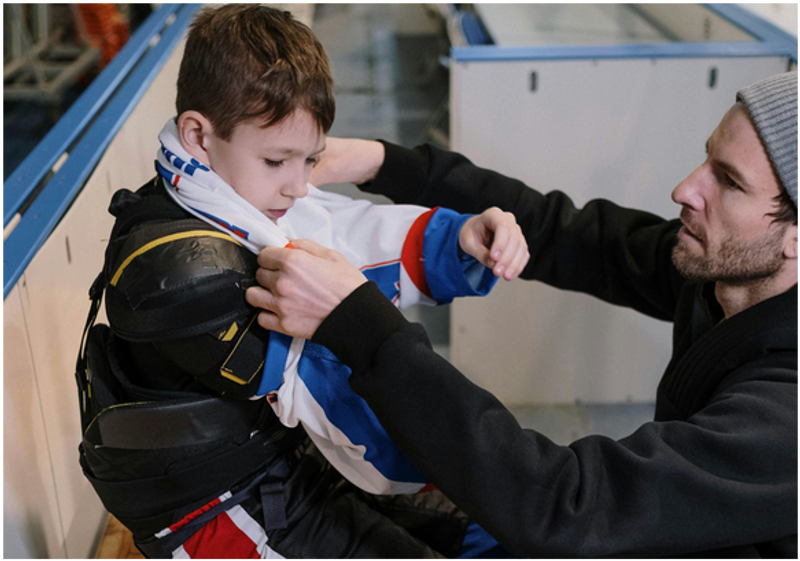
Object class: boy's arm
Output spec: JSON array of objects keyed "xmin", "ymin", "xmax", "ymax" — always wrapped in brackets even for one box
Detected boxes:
[{"xmin": 303, "ymin": 186, "xmax": 502, "ymax": 308}]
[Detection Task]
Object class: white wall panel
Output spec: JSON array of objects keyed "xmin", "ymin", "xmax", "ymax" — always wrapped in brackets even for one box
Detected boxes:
[
  {"xmin": 3, "ymin": 284, "xmax": 66, "ymax": 559},
  {"xmin": 450, "ymin": 55, "xmax": 787, "ymax": 406}
]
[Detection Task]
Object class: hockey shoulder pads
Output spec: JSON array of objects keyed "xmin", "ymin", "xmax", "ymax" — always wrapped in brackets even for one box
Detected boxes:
[{"xmin": 103, "ymin": 182, "xmax": 269, "ymax": 398}]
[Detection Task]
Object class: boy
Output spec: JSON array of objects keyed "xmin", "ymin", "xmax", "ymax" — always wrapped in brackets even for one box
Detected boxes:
[{"xmin": 77, "ymin": 5, "xmax": 525, "ymax": 558}]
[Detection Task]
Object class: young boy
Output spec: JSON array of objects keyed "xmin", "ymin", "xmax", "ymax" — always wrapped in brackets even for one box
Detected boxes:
[{"xmin": 77, "ymin": 5, "xmax": 525, "ymax": 558}]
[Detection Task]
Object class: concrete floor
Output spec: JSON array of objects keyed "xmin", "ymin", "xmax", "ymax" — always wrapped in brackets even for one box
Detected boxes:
[{"xmin": 312, "ymin": 4, "xmax": 656, "ymax": 444}]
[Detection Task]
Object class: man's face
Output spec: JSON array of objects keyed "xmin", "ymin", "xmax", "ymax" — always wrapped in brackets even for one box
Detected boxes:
[
  {"xmin": 204, "ymin": 109, "xmax": 326, "ymax": 223},
  {"xmin": 671, "ymin": 104, "xmax": 792, "ymax": 284}
]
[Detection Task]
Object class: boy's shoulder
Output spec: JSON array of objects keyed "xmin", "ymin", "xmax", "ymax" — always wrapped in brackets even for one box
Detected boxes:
[{"xmin": 103, "ymin": 176, "xmax": 258, "ymax": 345}]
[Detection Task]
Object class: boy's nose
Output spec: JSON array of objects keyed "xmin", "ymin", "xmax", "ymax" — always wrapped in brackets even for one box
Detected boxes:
[{"xmin": 284, "ymin": 167, "xmax": 309, "ymax": 199}]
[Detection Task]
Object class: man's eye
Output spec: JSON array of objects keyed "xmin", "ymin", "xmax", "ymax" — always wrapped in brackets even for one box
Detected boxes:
[
  {"xmin": 306, "ymin": 157, "xmax": 318, "ymax": 166},
  {"xmin": 265, "ymin": 159, "xmax": 283, "ymax": 168},
  {"xmin": 724, "ymin": 174, "xmax": 741, "ymax": 190}
]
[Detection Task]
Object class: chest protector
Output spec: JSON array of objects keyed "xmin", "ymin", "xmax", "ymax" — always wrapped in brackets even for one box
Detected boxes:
[{"xmin": 75, "ymin": 178, "xmax": 306, "ymax": 544}]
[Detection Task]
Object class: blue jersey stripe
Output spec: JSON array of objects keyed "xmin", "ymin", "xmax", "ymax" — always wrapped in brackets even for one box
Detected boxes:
[{"xmin": 298, "ymin": 341, "xmax": 427, "ymax": 483}]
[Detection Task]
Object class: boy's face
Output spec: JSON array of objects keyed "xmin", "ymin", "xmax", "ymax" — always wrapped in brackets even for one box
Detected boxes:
[{"xmin": 204, "ymin": 109, "xmax": 326, "ymax": 223}]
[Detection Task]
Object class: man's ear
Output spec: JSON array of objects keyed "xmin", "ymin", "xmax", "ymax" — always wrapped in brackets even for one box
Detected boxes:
[
  {"xmin": 783, "ymin": 223, "xmax": 798, "ymax": 260},
  {"xmin": 177, "ymin": 111, "xmax": 214, "ymax": 166}
]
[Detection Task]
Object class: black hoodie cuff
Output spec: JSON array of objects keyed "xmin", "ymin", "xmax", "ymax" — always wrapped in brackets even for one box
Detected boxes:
[{"xmin": 312, "ymin": 281, "xmax": 409, "ymax": 373}]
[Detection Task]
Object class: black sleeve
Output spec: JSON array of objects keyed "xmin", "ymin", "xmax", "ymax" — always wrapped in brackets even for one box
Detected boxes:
[
  {"xmin": 361, "ymin": 141, "xmax": 684, "ymax": 321},
  {"xmin": 313, "ymin": 284, "xmax": 798, "ymax": 557}
]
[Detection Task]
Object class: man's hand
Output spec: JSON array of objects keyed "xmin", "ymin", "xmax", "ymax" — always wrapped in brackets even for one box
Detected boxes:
[
  {"xmin": 310, "ymin": 138, "xmax": 385, "ymax": 186},
  {"xmin": 245, "ymin": 239, "xmax": 368, "ymax": 339},
  {"xmin": 459, "ymin": 207, "xmax": 530, "ymax": 281}
]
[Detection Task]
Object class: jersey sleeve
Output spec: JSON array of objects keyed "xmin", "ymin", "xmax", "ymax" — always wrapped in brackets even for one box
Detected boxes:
[
  {"xmin": 256, "ymin": 331, "xmax": 428, "ymax": 495},
  {"xmin": 303, "ymin": 186, "xmax": 497, "ymax": 309}
]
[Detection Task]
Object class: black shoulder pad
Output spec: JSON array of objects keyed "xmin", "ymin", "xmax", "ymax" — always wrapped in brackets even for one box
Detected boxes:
[
  {"xmin": 101, "ymin": 177, "xmax": 271, "ymax": 398},
  {"xmin": 106, "ymin": 217, "xmax": 257, "ymax": 342}
]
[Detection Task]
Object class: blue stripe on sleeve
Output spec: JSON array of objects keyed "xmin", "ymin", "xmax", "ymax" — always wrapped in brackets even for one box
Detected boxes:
[
  {"xmin": 423, "ymin": 208, "xmax": 498, "ymax": 304},
  {"xmin": 256, "ymin": 331, "xmax": 292, "ymax": 396},
  {"xmin": 298, "ymin": 341, "xmax": 427, "ymax": 484}
]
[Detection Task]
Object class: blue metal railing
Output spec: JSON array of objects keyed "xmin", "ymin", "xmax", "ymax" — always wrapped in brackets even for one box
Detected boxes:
[
  {"xmin": 707, "ymin": 3, "xmax": 798, "ymax": 56},
  {"xmin": 452, "ymin": 40, "xmax": 796, "ymax": 62},
  {"xmin": 453, "ymin": 3, "xmax": 797, "ymax": 63},
  {"xmin": 3, "ymin": 4, "xmax": 200, "ymax": 298}
]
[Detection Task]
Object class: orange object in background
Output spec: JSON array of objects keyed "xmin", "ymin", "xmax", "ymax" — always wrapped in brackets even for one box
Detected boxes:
[{"xmin": 77, "ymin": 4, "xmax": 130, "ymax": 68}]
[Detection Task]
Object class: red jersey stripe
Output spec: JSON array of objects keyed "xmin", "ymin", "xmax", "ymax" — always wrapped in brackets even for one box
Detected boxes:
[{"xmin": 400, "ymin": 208, "xmax": 437, "ymax": 298}]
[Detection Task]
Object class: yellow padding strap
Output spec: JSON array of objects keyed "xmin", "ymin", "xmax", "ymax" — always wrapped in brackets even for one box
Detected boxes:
[
  {"xmin": 221, "ymin": 322, "xmax": 239, "ymax": 342},
  {"xmin": 110, "ymin": 231, "xmax": 241, "ymax": 286},
  {"xmin": 219, "ymin": 314, "xmax": 264, "ymax": 385}
]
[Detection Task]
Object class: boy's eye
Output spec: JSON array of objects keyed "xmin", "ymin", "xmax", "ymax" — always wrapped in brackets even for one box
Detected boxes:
[
  {"xmin": 265, "ymin": 159, "xmax": 283, "ymax": 168},
  {"xmin": 306, "ymin": 157, "xmax": 318, "ymax": 166}
]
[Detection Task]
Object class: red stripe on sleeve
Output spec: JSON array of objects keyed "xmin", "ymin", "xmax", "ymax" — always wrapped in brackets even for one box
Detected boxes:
[{"xmin": 401, "ymin": 207, "xmax": 437, "ymax": 299}]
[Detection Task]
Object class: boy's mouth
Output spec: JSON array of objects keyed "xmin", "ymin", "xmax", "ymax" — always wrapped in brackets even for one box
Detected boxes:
[{"xmin": 267, "ymin": 208, "xmax": 289, "ymax": 220}]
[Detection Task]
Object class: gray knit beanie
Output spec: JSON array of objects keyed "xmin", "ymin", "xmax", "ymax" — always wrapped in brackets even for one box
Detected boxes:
[{"xmin": 736, "ymin": 72, "xmax": 797, "ymax": 208}]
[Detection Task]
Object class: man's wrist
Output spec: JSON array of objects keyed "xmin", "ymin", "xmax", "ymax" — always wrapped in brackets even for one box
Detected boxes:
[{"xmin": 312, "ymin": 281, "xmax": 409, "ymax": 373}]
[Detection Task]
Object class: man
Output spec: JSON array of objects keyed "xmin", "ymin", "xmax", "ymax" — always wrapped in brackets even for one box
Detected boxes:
[{"xmin": 246, "ymin": 73, "xmax": 798, "ymax": 557}]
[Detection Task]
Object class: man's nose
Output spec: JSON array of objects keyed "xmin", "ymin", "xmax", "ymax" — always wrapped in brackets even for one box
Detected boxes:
[{"xmin": 671, "ymin": 163, "xmax": 708, "ymax": 211}]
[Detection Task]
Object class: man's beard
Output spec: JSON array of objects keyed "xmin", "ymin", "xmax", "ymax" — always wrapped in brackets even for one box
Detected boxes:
[{"xmin": 672, "ymin": 222, "xmax": 788, "ymax": 285}]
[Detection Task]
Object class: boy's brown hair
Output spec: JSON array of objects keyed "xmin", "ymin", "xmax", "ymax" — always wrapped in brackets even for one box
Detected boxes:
[{"xmin": 176, "ymin": 4, "xmax": 335, "ymax": 140}]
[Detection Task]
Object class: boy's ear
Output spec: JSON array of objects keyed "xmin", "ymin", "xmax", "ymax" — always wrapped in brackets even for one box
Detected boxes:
[{"xmin": 177, "ymin": 111, "xmax": 214, "ymax": 166}]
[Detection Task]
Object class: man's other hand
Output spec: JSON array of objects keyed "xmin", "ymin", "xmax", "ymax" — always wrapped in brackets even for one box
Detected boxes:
[
  {"xmin": 245, "ymin": 239, "xmax": 368, "ymax": 339},
  {"xmin": 459, "ymin": 207, "xmax": 530, "ymax": 281}
]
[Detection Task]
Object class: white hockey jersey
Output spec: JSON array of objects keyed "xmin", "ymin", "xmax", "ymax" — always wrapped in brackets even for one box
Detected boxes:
[{"xmin": 254, "ymin": 186, "xmax": 498, "ymax": 495}]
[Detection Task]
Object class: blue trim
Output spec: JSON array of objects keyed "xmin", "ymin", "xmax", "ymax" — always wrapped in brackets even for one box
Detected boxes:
[
  {"xmin": 422, "ymin": 208, "xmax": 497, "ymax": 303},
  {"xmin": 3, "ymin": 4, "xmax": 183, "ymax": 227},
  {"xmin": 706, "ymin": 4, "xmax": 798, "ymax": 46},
  {"xmin": 257, "ymin": 331, "xmax": 293, "ymax": 396},
  {"xmin": 297, "ymin": 341, "xmax": 427, "ymax": 484},
  {"xmin": 4, "ymin": 4, "xmax": 200, "ymax": 298},
  {"xmin": 452, "ymin": 40, "xmax": 794, "ymax": 63}
]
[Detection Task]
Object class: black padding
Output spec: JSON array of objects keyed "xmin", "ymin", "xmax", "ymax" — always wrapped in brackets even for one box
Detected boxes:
[
  {"xmin": 95, "ymin": 397, "xmax": 264, "ymax": 449},
  {"xmin": 106, "ymin": 218, "xmax": 257, "ymax": 342}
]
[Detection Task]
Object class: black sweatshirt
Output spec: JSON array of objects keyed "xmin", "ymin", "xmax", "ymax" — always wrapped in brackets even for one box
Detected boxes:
[{"xmin": 312, "ymin": 142, "xmax": 798, "ymax": 558}]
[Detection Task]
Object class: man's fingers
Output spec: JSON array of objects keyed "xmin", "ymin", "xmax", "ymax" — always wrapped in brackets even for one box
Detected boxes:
[
  {"xmin": 286, "ymin": 237, "xmax": 332, "ymax": 259},
  {"xmin": 255, "ymin": 309, "xmax": 282, "ymax": 332},
  {"xmin": 245, "ymin": 284, "xmax": 277, "ymax": 310},
  {"xmin": 256, "ymin": 245, "xmax": 292, "ymax": 269},
  {"xmin": 256, "ymin": 239, "xmax": 333, "ymax": 274}
]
